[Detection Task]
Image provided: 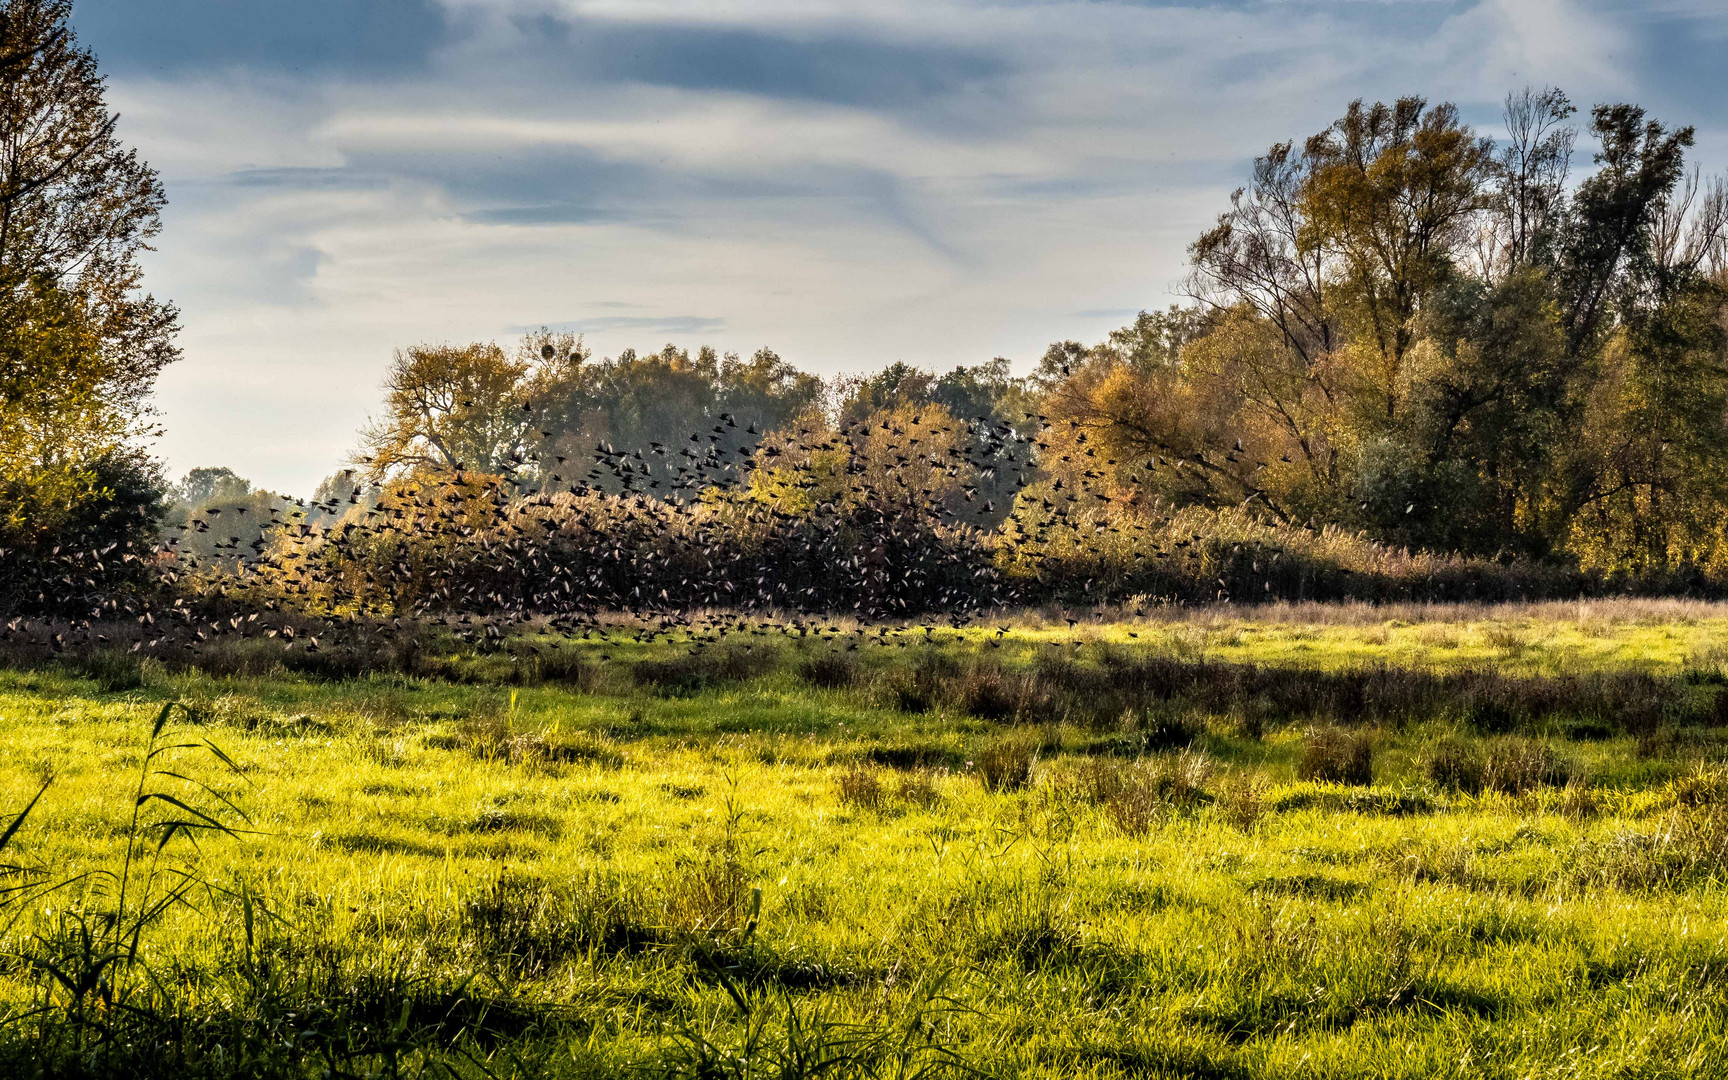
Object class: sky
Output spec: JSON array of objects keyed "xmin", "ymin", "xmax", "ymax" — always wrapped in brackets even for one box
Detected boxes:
[{"xmin": 67, "ymin": 0, "xmax": 1728, "ymax": 496}]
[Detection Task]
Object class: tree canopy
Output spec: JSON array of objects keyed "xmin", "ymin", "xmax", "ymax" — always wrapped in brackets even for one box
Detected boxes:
[{"xmin": 0, "ymin": 0, "xmax": 176, "ymax": 612}]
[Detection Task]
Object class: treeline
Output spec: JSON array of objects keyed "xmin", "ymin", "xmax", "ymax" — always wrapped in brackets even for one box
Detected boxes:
[
  {"xmin": 2, "ymin": 1, "xmax": 1726, "ymax": 626},
  {"xmin": 258, "ymin": 90, "xmax": 1728, "ymax": 580},
  {"xmin": 1083, "ymin": 92, "xmax": 1728, "ymax": 575}
]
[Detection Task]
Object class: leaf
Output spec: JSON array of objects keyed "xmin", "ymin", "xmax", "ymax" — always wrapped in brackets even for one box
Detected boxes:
[
  {"xmin": 0, "ymin": 778, "xmax": 50, "ymax": 858},
  {"xmin": 135, "ymin": 792, "xmax": 235, "ymax": 835},
  {"xmin": 201, "ymin": 739, "xmax": 250, "ymax": 781},
  {"xmin": 144, "ymin": 741, "xmax": 204, "ymax": 763},
  {"xmin": 152, "ymin": 770, "xmax": 253, "ymax": 825},
  {"xmin": 150, "ymin": 700, "xmax": 175, "ymax": 739}
]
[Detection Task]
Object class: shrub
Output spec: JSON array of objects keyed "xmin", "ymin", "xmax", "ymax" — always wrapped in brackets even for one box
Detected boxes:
[
  {"xmin": 976, "ymin": 735, "xmax": 1037, "ymax": 793},
  {"xmin": 944, "ymin": 662, "xmax": 1019, "ymax": 720},
  {"xmin": 64, "ymin": 648, "xmax": 145, "ymax": 692},
  {"xmin": 798, "ymin": 651, "xmax": 857, "ymax": 689},
  {"xmin": 529, "ymin": 644, "xmax": 594, "ymax": 688},
  {"xmin": 1423, "ymin": 737, "xmax": 1486, "ymax": 793},
  {"xmin": 836, "ymin": 768, "xmax": 885, "ymax": 810},
  {"xmin": 866, "ymin": 742, "xmax": 966, "ymax": 771},
  {"xmin": 507, "ymin": 729, "xmax": 624, "ymax": 770},
  {"xmin": 1233, "ymin": 697, "xmax": 1274, "ymax": 740},
  {"xmin": 873, "ymin": 652, "xmax": 957, "ymax": 714},
  {"xmin": 633, "ymin": 646, "xmax": 773, "ymax": 696},
  {"xmin": 1482, "ymin": 738, "xmax": 1570, "ymax": 794},
  {"xmin": 0, "ymin": 449, "xmax": 167, "ymax": 618},
  {"xmin": 1216, "ymin": 775, "xmax": 1271, "ymax": 830},
  {"xmin": 1669, "ymin": 764, "xmax": 1728, "ymax": 808},
  {"xmin": 1298, "ymin": 727, "xmax": 1374, "ymax": 785},
  {"xmin": 662, "ymin": 850, "xmax": 755, "ymax": 936},
  {"xmin": 1125, "ymin": 709, "xmax": 1201, "ymax": 752},
  {"xmin": 1077, "ymin": 752, "xmax": 1213, "ymax": 835},
  {"xmin": 895, "ymin": 770, "xmax": 943, "ymax": 808},
  {"xmin": 464, "ymin": 871, "xmax": 651, "ymax": 974}
]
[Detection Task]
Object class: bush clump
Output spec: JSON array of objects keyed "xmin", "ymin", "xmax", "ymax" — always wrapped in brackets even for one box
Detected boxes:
[
  {"xmin": 1076, "ymin": 752, "xmax": 1213, "ymax": 835},
  {"xmin": 976, "ymin": 735, "xmax": 1038, "ymax": 793},
  {"xmin": 1482, "ymin": 738, "xmax": 1571, "ymax": 794},
  {"xmin": 798, "ymin": 652, "xmax": 858, "ymax": 689},
  {"xmin": 836, "ymin": 768, "xmax": 885, "ymax": 810},
  {"xmin": 1298, "ymin": 727, "xmax": 1374, "ymax": 785},
  {"xmin": 1423, "ymin": 737, "xmax": 1486, "ymax": 793}
]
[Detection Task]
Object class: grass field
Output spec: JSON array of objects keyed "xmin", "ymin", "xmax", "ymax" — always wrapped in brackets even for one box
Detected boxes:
[{"xmin": 7, "ymin": 600, "xmax": 1728, "ymax": 1077}]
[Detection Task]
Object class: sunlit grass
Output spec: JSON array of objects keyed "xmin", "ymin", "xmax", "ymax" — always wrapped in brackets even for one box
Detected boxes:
[{"xmin": 6, "ymin": 604, "xmax": 1728, "ymax": 1075}]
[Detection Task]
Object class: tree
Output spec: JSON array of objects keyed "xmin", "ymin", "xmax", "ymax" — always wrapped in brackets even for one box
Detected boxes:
[
  {"xmin": 1562, "ymin": 171, "xmax": 1728, "ymax": 572},
  {"xmin": 0, "ymin": 0, "xmax": 178, "ymax": 611},
  {"xmin": 1083, "ymin": 89, "xmax": 1728, "ymax": 571},
  {"xmin": 173, "ymin": 466, "xmax": 250, "ymax": 507},
  {"xmin": 1481, "ymin": 87, "xmax": 1575, "ymax": 279},
  {"xmin": 356, "ymin": 342, "xmax": 531, "ymax": 479},
  {"xmin": 0, "ymin": 0, "xmax": 177, "ymax": 413},
  {"xmin": 838, "ymin": 361, "xmax": 935, "ymax": 424},
  {"xmin": 1555, "ymin": 104, "xmax": 1694, "ymax": 354},
  {"xmin": 716, "ymin": 347, "xmax": 824, "ymax": 434},
  {"xmin": 158, "ymin": 468, "xmax": 289, "ymax": 573},
  {"xmin": 1300, "ymin": 97, "xmax": 1494, "ymax": 425}
]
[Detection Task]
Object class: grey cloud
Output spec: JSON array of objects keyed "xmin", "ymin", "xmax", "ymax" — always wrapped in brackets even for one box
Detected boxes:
[
  {"xmin": 1612, "ymin": 8, "xmax": 1728, "ymax": 119},
  {"xmin": 509, "ymin": 14, "xmax": 1011, "ymax": 113},
  {"xmin": 344, "ymin": 139, "xmax": 968, "ymax": 258},
  {"xmin": 343, "ymin": 143, "xmax": 656, "ymax": 223},
  {"xmin": 227, "ymin": 168, "xmax": 389, "ymax": 191},
  {"xmin": 464, "ymin": 204, "xmax": 616, "ymax": 226},
  {"xmin": 521, "ymin": 316, "xmax": 727, "ymax": 335},
  {"xmin": 175, "ymin": 238, "xmax": 327, "ymax": 309},
  {"xmin": 72, "ymin": 0, "xmax": 447, "ymax": 76},
  {"xmin": 270, "ymin": 245, "xmax": 327, "ymax": 306}
]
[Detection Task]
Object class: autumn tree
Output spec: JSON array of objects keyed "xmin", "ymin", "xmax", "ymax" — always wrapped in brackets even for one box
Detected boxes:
[
  {"xmin": 1057, "ymin": 89, "xmax": 1728, "ymax": 573},
  {"xmin": 0, "ymin": 0, "xmax": 178, "ymax": 610},
  {"xmin": 356, "ymin": 341, "xmax": 532, "ymax": 479}
]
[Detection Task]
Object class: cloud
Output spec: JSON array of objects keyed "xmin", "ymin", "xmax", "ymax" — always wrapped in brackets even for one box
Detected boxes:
[
  {"xmin": 71, "ymin": 0, "xmax": 448, "ymax": 76},
  {"xmin": 227, "ymin": 167, "xmax": 390, "ymax": 191},
  {"xmin": 525, "ymin": 316, "xmax": 728, "ymax": 335},
  {"xmin": 511, "ymin": 13, "xmax": 1011, "ymax": 112},
  {"xmin": 465, "ymin": 204, "xmax": 616, "ymax": 225},
  {"xmin": 1434, "ymin": 0, "xmax": 1629, "ymax": 97}
]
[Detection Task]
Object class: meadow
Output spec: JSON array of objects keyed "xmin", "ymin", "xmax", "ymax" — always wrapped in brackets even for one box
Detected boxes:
[{"xmin": 7, "ymin": 600, "xmax": 1728, "ymax": 1077}]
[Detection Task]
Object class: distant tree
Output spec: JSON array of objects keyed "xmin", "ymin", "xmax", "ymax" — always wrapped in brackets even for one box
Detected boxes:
[
  {"xmin": 837, "ymin": 362, "xmax": 934, "ymax": 423},
  {"xmin": 157, "ymin": 468, "xmax": 288, "ymax": 572},
  {"xmin": 522, "ymin": 341, "xmax": 820, "ymax": 495},
  {"xmin": 356, "ymin": 342, "xmax": 531, "ymax": 479},
  {"xmin": 173, "ymin": 466, "xmax": 250, "ymax": 507},
  {"xmin": 716, "ymin": 347, "xmax": 825, "ymax": 433}
]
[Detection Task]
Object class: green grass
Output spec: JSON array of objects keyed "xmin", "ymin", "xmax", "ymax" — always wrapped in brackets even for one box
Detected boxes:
[{"xmin": 7, "ymin": 602, "xmax": 1728, "ymax": 1076}]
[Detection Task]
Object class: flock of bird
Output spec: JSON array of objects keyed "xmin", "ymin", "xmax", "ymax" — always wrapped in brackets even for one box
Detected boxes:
[{"xmin": 1, "ymin": 407, "xmax": 1323, "ymax": 663}]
